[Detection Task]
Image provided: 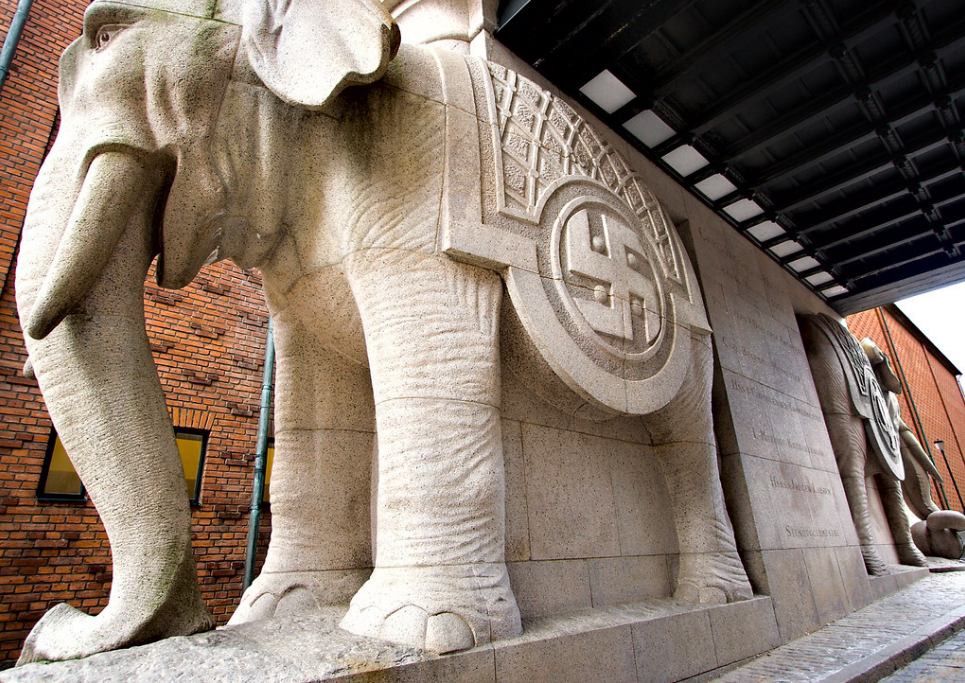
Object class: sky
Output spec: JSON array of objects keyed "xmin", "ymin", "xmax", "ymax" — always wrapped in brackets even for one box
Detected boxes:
[{"xmin": 895, "ymin": 282, "xmax": 965, "ymax": 375}]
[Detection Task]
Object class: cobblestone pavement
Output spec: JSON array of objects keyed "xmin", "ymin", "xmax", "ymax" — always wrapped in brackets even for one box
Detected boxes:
[
  {"xmin": 710, "ymin": 570, "xmax": 965, "ymax": 683},
  {"xmin": 877, "ymin": 628, "xmax": 965, "ymax": 683}
]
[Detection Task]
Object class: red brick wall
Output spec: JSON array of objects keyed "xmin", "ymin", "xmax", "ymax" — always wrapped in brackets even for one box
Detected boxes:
[
  {"xmin": 0, "ymin": 0, "xmax": 272, "ymax": 664},
  {"xmin": 848, "ymin": 308, "xmax": 965, "ymax": 513}
]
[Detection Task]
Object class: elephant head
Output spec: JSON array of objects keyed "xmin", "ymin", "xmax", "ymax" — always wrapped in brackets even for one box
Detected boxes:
[{"xmin": 15, "ymin": 0, "xmax": 399, "ymax": 664}]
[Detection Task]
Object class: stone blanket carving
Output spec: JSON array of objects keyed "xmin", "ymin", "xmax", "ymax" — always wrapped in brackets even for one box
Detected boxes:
[
  {"xmin": 437, "ymin": 52, "xmax": 707, "ymax": 416},
  {"xmin": 806, "ymin": 313, "xmax": 902, "ymax": 479}
]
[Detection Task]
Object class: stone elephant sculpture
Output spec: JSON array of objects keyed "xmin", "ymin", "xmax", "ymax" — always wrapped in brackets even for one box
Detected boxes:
[
  {"xmin": 911, "ymin": 510, "xmax": 965, "ymax": 560},
  {"xmin": 15, "ymin": 0, "xmax": 752, "ymax": 664},
  {"xmin": 799, "ymin": 314, "xmax": 931, "ymax": 575}
]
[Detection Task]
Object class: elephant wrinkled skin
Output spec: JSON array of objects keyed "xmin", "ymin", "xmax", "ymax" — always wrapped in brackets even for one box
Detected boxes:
[
  {"xmin": 15, "ymin": 0, "xmax": 752, "ymax": 664},
  {"xmin": 800, "ymin": 314, "xmax": 931, "ymax": 575}
]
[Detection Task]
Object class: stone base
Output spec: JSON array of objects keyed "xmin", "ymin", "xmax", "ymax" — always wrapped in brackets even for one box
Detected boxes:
[
  {"xmin": 1, "ymin": 597, "xmax": 779, "ymax": 683},
  {"xmin": 868, "ymin": 564, "xmax": 930, "ymax": 602}
]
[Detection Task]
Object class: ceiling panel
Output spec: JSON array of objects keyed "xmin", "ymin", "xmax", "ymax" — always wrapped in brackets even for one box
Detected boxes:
[{"xmin": 496, "ymin": 0, "xmax": 965, "ymax": 313}]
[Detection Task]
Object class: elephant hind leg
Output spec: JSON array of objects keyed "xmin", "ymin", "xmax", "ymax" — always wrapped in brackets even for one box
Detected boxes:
[
  {"xmin": 824, "ymin": 413, "xmax": 888, "ymax": 575},
  {"xmin": 876, "ymin": 475, "xmax": 927, "ymax": 567},
  {"xmin": 231, "ymin": 305, "xmax": 375, "ymax": 626},
  {"xmin": 339, "ymin": 249, "xmax": 520, "ymax": 653},
  {"xmin": 644, "ymin": 334, "xmax": 752, "ymax": 604}
]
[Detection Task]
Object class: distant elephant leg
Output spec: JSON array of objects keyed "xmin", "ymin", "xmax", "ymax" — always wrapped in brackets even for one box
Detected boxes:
[
  {"xmin": 340, "ymin": 249, "xmax": 521, "ymax": 653},
  {"xmin": 877, "ymin": 474, "xmax": 926, "ymax": 567},
  {"xmin": 644, "ymin": 333, "xmax": 752, "ymax": 604},
  {"xmin": 824, "ymin": 413, "xmax": 887, "ymax": 575},
  {"xmin": 900, "ymin": 433, "xmax": 941, "ymax": 519},
  {"xmin": 231, "ymin": 304, "xmax": 375, "ymax": 624}
]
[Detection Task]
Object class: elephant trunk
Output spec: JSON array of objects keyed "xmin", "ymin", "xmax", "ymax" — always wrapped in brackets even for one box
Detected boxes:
[
  {"xmin": 15, "ymin": 142, "xmax": 213, "ymax": 664},
  {"xmin": 24, "ymin": 151, "xmax": 150, "ymax": 340}
]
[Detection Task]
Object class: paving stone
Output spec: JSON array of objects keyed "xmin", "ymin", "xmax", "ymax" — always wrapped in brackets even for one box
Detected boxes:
[{"xmin": 709, "ymin": 569, "xmax": 965, "ymax": 683}]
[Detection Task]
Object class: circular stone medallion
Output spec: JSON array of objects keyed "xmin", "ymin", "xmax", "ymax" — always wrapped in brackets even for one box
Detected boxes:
[{"xmin": 503, "ymin": 180, "xmax": 695, "ymax": 415}]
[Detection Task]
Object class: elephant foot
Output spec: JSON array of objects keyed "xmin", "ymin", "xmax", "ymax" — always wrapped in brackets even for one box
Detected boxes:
[
  {"xmin": 340, "ymin": 563, "xmax": 521, "ymax": 654},
  {"xmin": 17, "ymin": 598, "xmax": 213, "ymax": 666},
  {"xmin": 229, "ymin": 569, "xmax": 371, "ymax": 625},
  {"xmin": 861, "ymin": 546, "xmax": 889, "ymax": 576},
  {"xmin": 896, "ymin": 542, "xmax": 928, "ymax": 568},
  {"xmin": 674, "ymin": 552, "xmax": 753, "ymax": 604}
]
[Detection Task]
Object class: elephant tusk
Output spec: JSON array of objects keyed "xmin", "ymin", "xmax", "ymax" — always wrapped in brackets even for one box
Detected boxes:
[{"xmin": 25, "ymin": 152, "xmax": 148, "ymax": 340}]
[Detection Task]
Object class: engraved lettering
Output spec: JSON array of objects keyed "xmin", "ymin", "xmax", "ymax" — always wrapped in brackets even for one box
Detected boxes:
[
  {"xmin": 770, "ymin": 475, "xmax": 831, "ymax": 496},
  {"xmin": 785, "ymin": 526, "xmax": 841, "ymax": 538}
]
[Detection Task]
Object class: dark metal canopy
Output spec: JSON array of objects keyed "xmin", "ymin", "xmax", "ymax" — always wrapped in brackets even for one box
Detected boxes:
[{"xmin": 496, "ymin": 0, "xmax": 965, "ymax": 314}]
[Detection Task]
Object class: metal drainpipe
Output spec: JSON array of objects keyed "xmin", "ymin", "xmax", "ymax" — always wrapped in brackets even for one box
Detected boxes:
[
  {"xmin": 243, "ymin": 317, "xmax": 275, "ymax": 591},
  {"xmin": 0, "ymin": 0, "xmax": 34, "ymax": 94},
  {"xmin": 876, "ymin": 307, "xmax": 951, "ymax": 509}
]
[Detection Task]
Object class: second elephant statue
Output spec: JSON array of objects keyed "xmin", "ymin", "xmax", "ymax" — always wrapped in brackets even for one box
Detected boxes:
[
  {"xmin": 800, "ymin": 314, "xmax": 937, "ymax": 575},
  {"xmin": 15, "ymin": 0, "xmax": 752, "ymax": 664}
]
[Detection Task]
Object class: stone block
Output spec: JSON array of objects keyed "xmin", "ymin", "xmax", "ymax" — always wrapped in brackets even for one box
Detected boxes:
[
  {"xmin": 587, "ymin": 555, "xmax": 672, "ymax": 607},
  {"xmin": 803, "ymin": 547, "xmax": 850, "ymax": 626},
  {"xmin": 520, "ymin": 424, "xmax": 621, "ymax": 560},
  {"xmin": 608, "ymin": 441, "xmax": 678, "ymax": 557},
  {"xmin": 869, "ymin": 573, "xmax": 900, "ymax": 601},
  {"xmin": 718, "ymin": 453, "xmax": 770, "ymax": 553},
  {"xmin": 760, "ymin": 548, "xmax": 821, "ymax": 642},
  {"xmin": 631, "ymin": 608, "xmax": 717, "ymax": 683},
  {"xmin": 507, "ymin": 560, "xmax": 591, "ymax": 619},
  {"xmin": 834, "ymin": 545, "xmax": 873, "ymax": 612},
  {"xmin": 501, "ymin": 419, "xmax": 530, "ymax": 562},
  {"xmin": 338, "ymin": 647, "xmax": 496, "ymax": 683},
  {"xmin": 495, "ymin": 624, "xmax": 636, "ymax": 683},
  {"xmin": 707, "ymin": 596, "xmax": 780, "ymax": 667}
]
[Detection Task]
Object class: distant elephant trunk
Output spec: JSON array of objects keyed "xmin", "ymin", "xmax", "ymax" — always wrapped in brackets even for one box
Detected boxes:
[{"xmin": 15, "ymin": 139, "xmax": 213, "ymax": 664}]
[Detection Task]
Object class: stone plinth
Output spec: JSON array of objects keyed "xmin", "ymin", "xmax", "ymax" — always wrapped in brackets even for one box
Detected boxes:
[{"xmin": 2, "ymin": 598, "xmax": 779, "ymax": 683}]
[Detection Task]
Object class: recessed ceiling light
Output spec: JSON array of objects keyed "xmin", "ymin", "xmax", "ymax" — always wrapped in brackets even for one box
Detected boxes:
[
  {"xmin": 693, "ymin": 174, "xmax": 738, "ymax": 200},
  {"xmin": 747, "ymin": 221, "xmax": 784, "ymax": 241},
  {"xmin": 789, "ymin": 255, "xmax": 821, "ymax": 272},
  {"xmin": 805, "ymin": 271, "xmax": 834, "ymax": 286},
  {"xmin": 623, "ymin": 109, "xmax": 675, "ymax": 147},
  {"xmin": 822, "ymin": 285, "xmax": 849, "ymax": 297},
  {"xmin": 769, "ymin": 241, "xmax": 803, "ymax": 258},
  {"xmin": 661, "ymin": 145, "xmax": 709, "ymax": 176},
  {"xmin": 724, "ymin": 198, "xmax": 764, "ymax": 222},
  {"xmin": 580, "ymin": 70, "xmax": 636, "ymax": 114}
]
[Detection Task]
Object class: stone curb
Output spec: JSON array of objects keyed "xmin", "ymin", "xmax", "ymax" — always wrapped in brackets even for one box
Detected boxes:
[{"xmin": 820, "ymin": 604, "xmax": 965, "ymax": 683}]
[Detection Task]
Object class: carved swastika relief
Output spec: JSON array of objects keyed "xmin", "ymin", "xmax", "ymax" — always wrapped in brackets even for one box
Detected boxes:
[
  {"xmin": 564, "ymin": 207, "xmax": 661, "ymax": 347},
  {"xmin": 441, "ymin": 54, "xmax": 710, "ymax": 415}
]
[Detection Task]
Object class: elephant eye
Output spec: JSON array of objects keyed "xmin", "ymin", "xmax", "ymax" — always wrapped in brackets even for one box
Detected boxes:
[{"xmin": 94, "ymin": 24, "xmax": 124, "ymax": 51}]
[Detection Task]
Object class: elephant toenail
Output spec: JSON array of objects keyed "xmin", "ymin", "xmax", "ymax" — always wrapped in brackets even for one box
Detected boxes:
[{"xmin": 425, "ymin": 612, "xmax": 475, "ymax": 654}]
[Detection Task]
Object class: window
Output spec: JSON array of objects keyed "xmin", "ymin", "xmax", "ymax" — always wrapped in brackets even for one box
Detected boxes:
[
  {"xmin": 261, "ymin": 440, "xmax": 275, "ymax": 507},
  {"xmin": 37, "ymin": 433, "xmax": 85, "ymax": 501},
  {"xmin": 38, "ymin": 428, "xmax": 208, "ymax": 504},
  {"xmin": 176, "ymin": 429, "xmax": 208, "ymax": 505}
]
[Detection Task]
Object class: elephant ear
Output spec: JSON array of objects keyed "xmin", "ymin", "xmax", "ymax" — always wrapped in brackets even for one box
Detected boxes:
[{"xmin": 243, "ymin": 0, "xmax": 401, "ymax": 109}]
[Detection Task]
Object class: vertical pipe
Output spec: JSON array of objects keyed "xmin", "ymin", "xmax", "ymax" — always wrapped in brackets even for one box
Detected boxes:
[
  {"xmin": 876, "ymin": 307, "xmax": 951, "ymax": 509},
  {"xmin": 0, "ymin": 0, "xmax": 34, "ymax": 94},
  {"xmin": 243, "ymin": 317, "xmax": 275, "ymax": 591},
  {"xmin": 933, "ymin": 440, "xmax": 965, "ymax": 511}
]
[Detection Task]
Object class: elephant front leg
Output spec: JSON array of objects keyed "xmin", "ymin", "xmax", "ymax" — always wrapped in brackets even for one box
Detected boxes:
[
  {"xmin": 340, "ymin": 250, "xmax": 521, "ymax": 654},
  {"xmin": 645, "ymin": 334, "xmax": 753, "ymax": 604}
]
